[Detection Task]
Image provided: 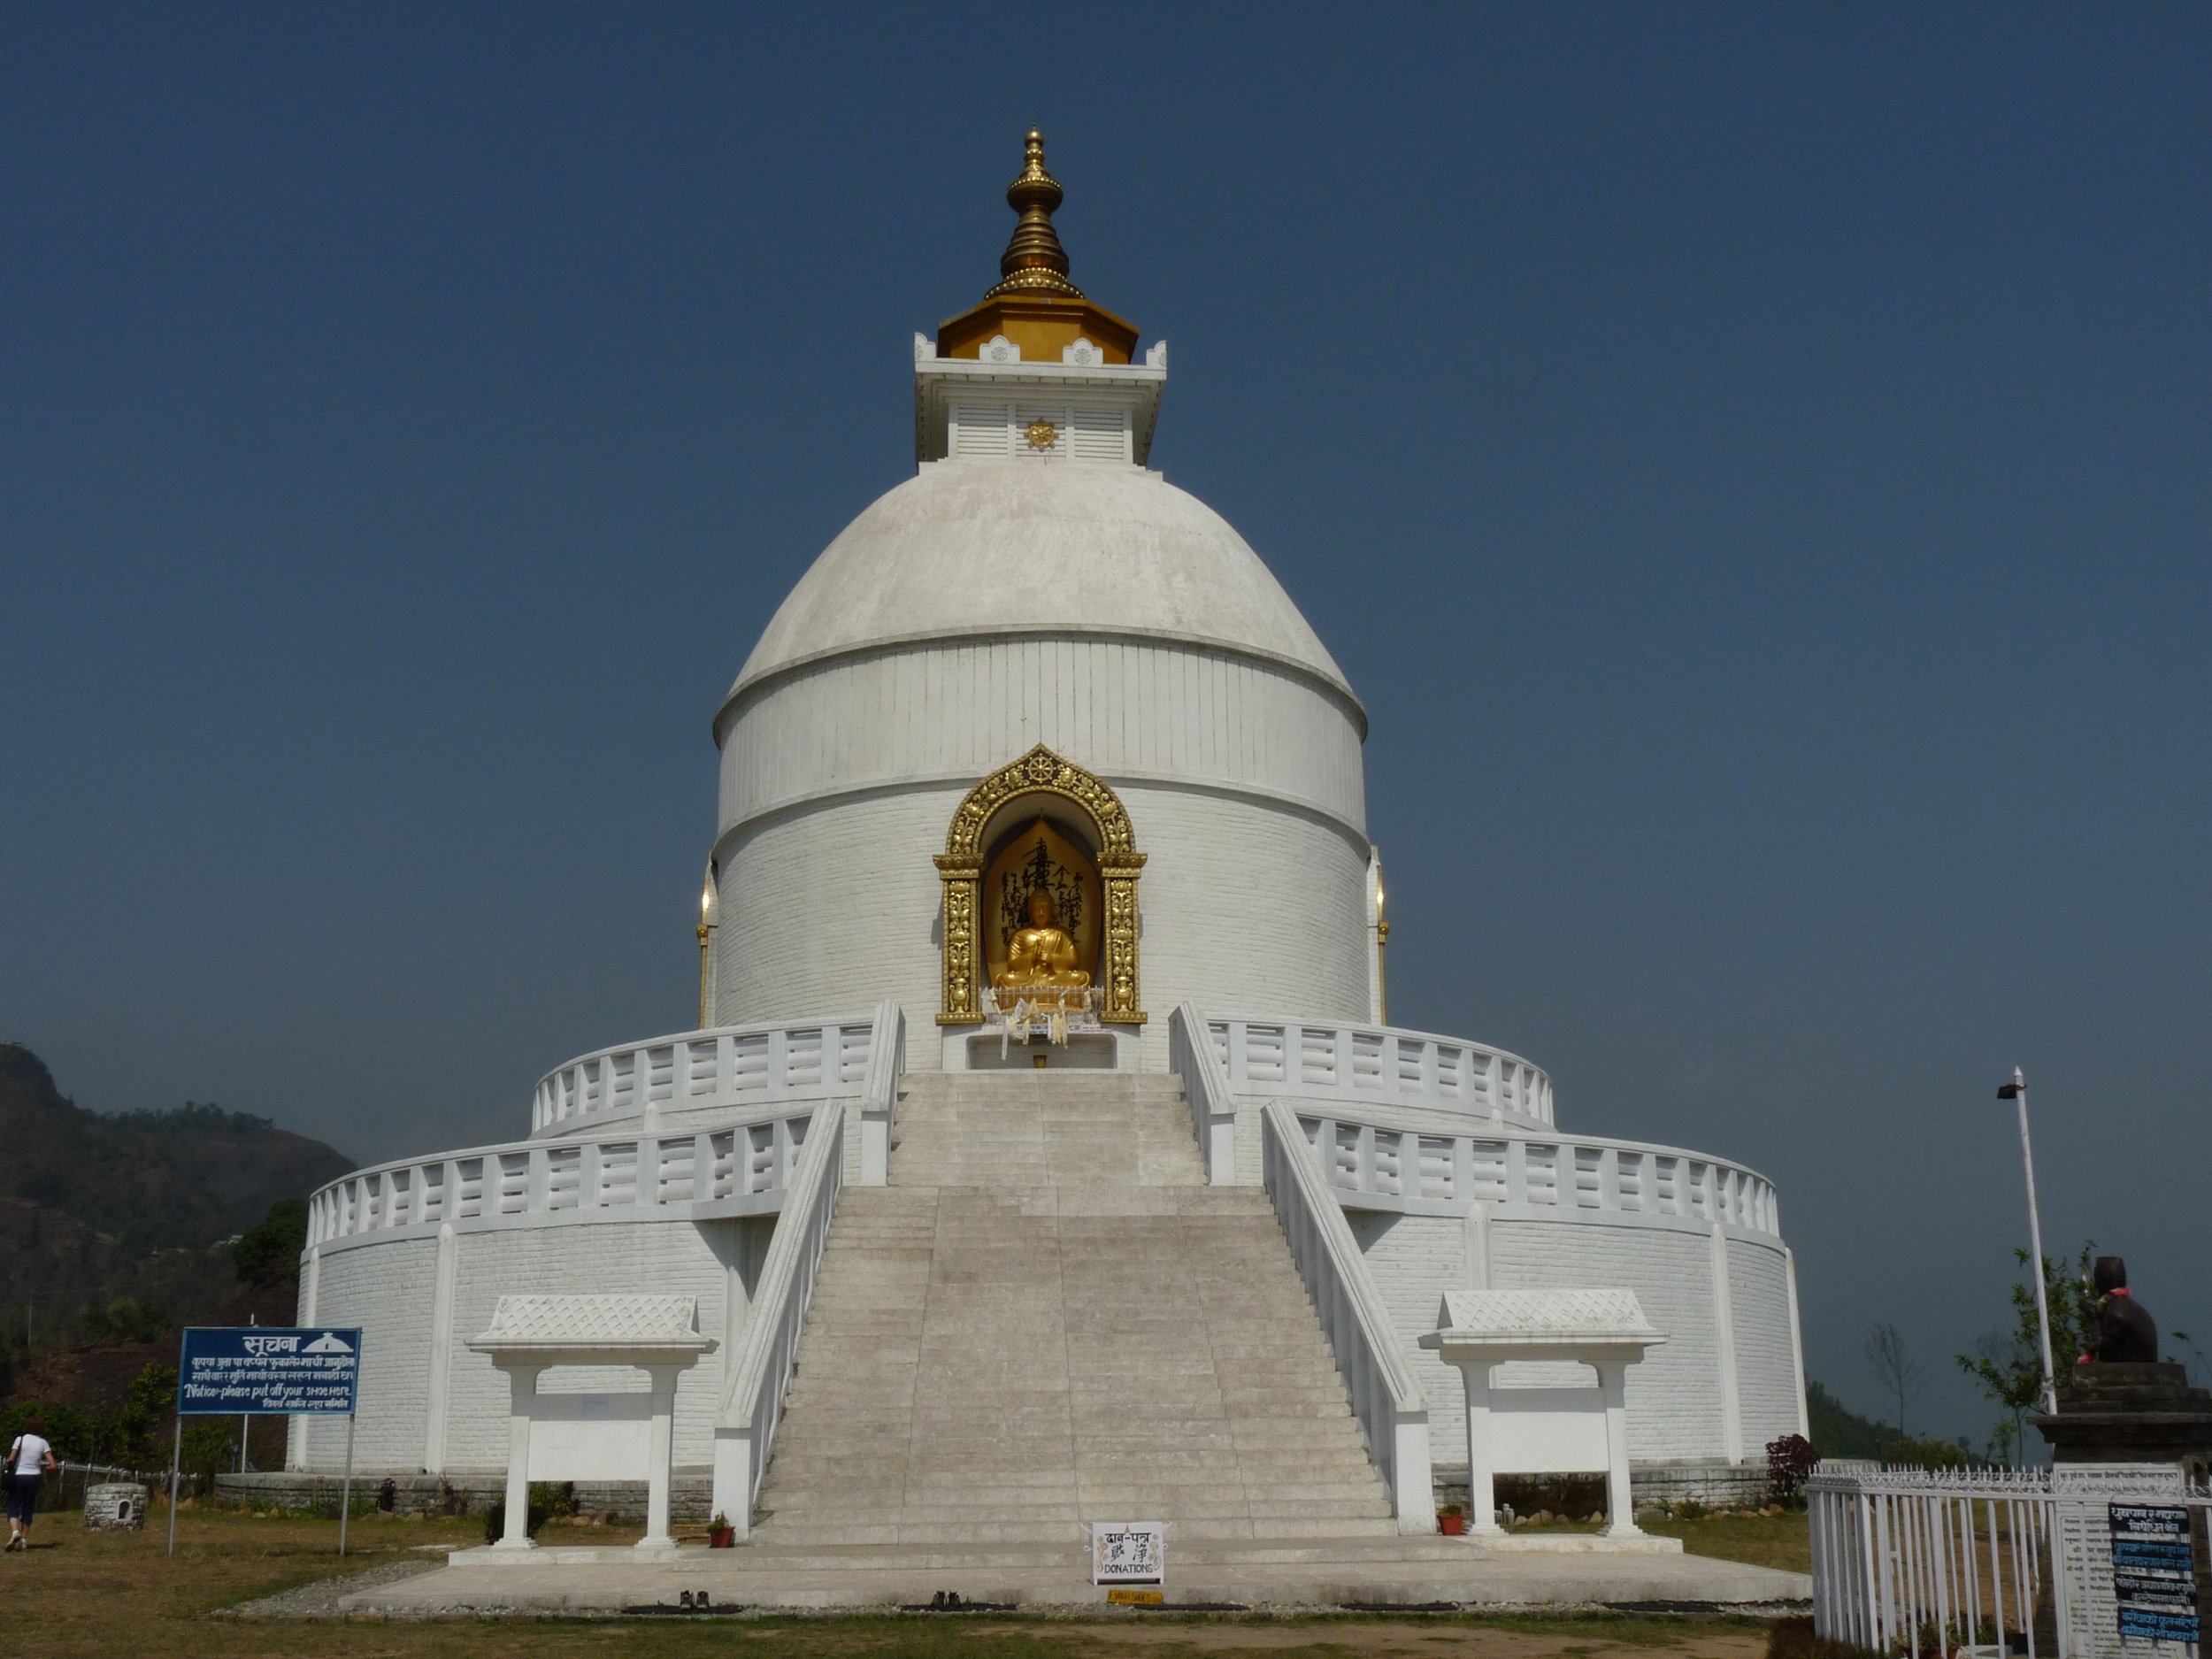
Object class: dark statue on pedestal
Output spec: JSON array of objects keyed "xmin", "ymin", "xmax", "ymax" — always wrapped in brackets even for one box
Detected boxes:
[
  {"xmin": 2087, "ymin": 1255, "xmax": 2159, "ymax": 1363},
  {"xmin": 2032, "ymin": 1254, "xmax": 2212, "ymax": 1476}
]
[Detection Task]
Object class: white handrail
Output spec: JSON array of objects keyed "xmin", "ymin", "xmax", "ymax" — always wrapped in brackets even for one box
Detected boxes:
[
  {"xmin": 1169, "ymin": 1002, "xmax": 1238, "ymax": 1184},
  {"xmin": 710, "ymin": 1098, "xmax": 846, "ymax": 1539},
  {"xmin": 855, "ymin": 998, "xmax": 903, "ymax": 1185},
  {"xmin": 1210, "ymin": 1015, "xmax": 1555, "ymax": 1127},
  {"xmin": 531, "ymin": 1014, "xmax": 879, "ymax": 1135},
  {"xmin": 1288, "ymin": 1110, "xmax": 1784, "ymax": 1240},
  {"xmin": 1260, "ymin": 1098, "xmax": 1433, "ymax": 1533},
  {"xmin": 304, "ymin": 1110, "xmax": 818, "ymax": 1249}
]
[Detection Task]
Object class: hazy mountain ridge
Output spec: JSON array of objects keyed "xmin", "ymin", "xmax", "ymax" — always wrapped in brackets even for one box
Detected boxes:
[{"xmin": 0, "ymin": 1041, "xmax": 354, "ymax": 1409}]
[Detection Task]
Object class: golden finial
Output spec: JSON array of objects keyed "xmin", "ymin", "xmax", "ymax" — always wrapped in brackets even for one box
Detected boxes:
[{"xmin": 985, "ymin": 127, "xmax": 1084, "ymax": 301}]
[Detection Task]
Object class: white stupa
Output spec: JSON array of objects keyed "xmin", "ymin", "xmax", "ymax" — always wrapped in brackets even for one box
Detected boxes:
[{"xmin": 288, "ymin": 134, "xmax": 1807, "ymax": 1541}]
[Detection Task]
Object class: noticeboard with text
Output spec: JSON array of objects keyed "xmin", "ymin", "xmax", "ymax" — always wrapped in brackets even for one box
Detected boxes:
[
  {"xmin": 2109, "ymin": 1502, "xmax": 2200, "ymax": 1643},
  {"xmin": 176, "ymin": 1327, "xmax": 361, "ymax": 1416}
]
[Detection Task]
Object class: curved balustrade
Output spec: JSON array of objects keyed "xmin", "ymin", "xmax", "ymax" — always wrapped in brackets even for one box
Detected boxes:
[
  {"xmin": 306, "ymin": 1110, "xmax": 819, "ymax": 1251},
  {"xmin": 531, "ymin": 1015, "xmax": 880, "ymax": 1135},
  {"xmin": 1207, "ymin": 1015, "xmax": 1554, "ymax": 1127},
  {"xmin": 1293, "ymin": 1111, "xmax": 1781, "ymax": 1239}
]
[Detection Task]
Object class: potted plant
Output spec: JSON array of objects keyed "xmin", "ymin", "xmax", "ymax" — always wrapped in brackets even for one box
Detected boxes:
[
  {"xmin": 709, "ymin": 1510, "xmax": 734, "ymax": 1548},
  {"xmin": 1437, "ymin": 1502, "xmax": 1466, "ymax": 1536}
]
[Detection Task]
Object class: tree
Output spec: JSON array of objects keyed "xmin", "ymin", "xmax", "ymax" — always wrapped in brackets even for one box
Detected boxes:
[
  {"xmin": 1865, "ymin": 1323, "xmax": 1928, "ymax": 1439},
  {"xmin": 233, "ymin": 1198, "xmax": 309, "ymax": 1287},
  {"xmin": 1955, "ymin": 1240, "xmax": 2098, "ymax": 1461}
]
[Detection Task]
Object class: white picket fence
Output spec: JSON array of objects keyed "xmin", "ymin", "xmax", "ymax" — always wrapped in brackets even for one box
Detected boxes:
[{"xmin": 1809, "ymin": 1463, "xmax": 2210, "ymax": 1659}]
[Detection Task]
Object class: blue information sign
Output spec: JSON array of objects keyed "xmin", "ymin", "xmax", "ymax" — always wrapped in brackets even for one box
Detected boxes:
[
  {"xmin": 176, "ymin": 1327, "xmax": 361, "ymax": 1417},
  {"xmin": 2110, "ymin": 1502, "xmax": 2200, "ymax": 1644}
]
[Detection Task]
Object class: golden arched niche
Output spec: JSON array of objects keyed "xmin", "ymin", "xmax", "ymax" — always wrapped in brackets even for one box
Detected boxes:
[
  {"xmin": 983, "ymin": 816, "xmax": 1102, "ymax": 991},
  {"xmin": 935, "ymin": 745, "xmax": 1146, "ymax": 1025}
]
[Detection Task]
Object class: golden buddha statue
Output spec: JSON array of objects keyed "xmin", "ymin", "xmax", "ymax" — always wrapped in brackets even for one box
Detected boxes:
[{"xmin": 991, "ymin": 888, "xmax": 1091, "ymax": 1006}]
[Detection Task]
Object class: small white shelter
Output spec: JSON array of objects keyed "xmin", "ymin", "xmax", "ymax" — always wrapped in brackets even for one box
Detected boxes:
[
  {"xmin": 468, "ymin": 1294, "xmax": 714, "ymax": 1551},
  {"xmin": 1419, "ymin": 1288, "xmax": 1665, "ymax": 1541}
]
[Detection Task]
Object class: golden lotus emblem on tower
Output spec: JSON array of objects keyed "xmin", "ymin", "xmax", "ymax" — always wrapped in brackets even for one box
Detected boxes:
[{"xmin": 1025, "ymin": 418, "xmax": 1059, "ymax": 451}]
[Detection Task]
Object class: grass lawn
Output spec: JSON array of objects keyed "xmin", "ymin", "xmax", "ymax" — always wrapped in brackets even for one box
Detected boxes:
[
  {"xmin": 0, "ymin": 1504, "xmax": 1793, "ymax": 1658},
  {"xmin": 1641, "ymin": 1512, "xmax": 1810, "ymax": 1575}
]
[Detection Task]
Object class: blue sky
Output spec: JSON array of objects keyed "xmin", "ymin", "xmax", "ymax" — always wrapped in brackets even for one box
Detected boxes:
[{"xmin": 4, "ymin": 4, "xmax": 2206, "ymax": 1445}]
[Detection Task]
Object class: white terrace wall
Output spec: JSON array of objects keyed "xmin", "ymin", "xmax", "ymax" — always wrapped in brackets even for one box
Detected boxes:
[
  {"xmin": 290, "ymin": 1217, "xmax": 774, "ymax": 1475},
  {"xmin": 1350, "ymin": 1210, "xmax": 1801, "ymax": 1471}
]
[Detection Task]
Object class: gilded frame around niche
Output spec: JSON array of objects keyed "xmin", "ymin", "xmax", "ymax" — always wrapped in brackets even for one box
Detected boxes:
[{"xmin": 935, "ymin": 744, "xmax": 1145, "ymax": 1025}]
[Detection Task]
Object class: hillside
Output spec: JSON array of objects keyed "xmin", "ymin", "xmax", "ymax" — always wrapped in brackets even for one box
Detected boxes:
[{"xmin": 0, "ymin": 1041, "xmax": 355, "ymax": 1407}]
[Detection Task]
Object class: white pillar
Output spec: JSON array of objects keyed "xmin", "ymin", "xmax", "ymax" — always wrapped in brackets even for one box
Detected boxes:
[
  {"xmin": 1452, "ymin": 1358, "xmax": 1504, "ymax": 1534},
  {"xmin": 1708, "ymin": 1224, "xmax": 1744, "ymax": 1462},
  {"xmin": 640, "ymin": 1364, "xmax": 682, "ymax": 1549},
  {"xmin": 496, "ymin": 1365, "xmax": 542, "ymax": 1549},
  {"xmin": 1595, "ymin": 1359, "xmax": 1641, "ymax": 1536},
  {"xmin": 421, "ymin": 1222, "xmax": 458, "ymax": 1473}
]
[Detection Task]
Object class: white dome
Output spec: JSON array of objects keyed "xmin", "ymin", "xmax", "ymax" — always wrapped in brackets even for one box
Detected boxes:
[{"xmin": 728, "ymin": 461, "xmax": 1356, "ymax": 706}]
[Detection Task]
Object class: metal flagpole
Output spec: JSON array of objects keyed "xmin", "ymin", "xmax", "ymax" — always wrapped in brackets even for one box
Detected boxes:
[
  {"xmin": 1998, "ymin": 1068, "xmax": 2059, "ymax": 1416},
  {"xmin": 338, "ymin": 1415, "xmax": 356, "ymax": 1555},
  {"xmin": 165, "ymin": 1413, "xmax": 182, "ymax": 1559}
]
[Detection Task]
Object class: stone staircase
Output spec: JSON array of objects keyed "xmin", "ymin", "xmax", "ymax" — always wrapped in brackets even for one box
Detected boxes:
[{"xmin": 750, "ymin": 1069, "xmax": 1398, "ymax": 1545}]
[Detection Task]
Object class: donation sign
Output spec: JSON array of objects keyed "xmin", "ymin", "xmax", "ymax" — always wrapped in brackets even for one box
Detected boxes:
[
  {"xmin": 176, "ymin": 1327, "xmax": 362, "ymax": 1416},
  {"xmin": 2109, "ymin": 1502, "xmax": 2200, "ymax": 1643},
  {"xmin": 1089, "ymin": 1520, "xmax": 1165, "ymax": 1586}
]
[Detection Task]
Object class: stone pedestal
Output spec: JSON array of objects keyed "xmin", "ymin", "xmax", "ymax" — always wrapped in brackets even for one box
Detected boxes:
[
  {"xmin": 83, "ymin": 1483, "xmax": 149, "ymax": 1531},
  {"xmin": 2032, "ymin": 1364, "xmax": 2212, "ymax": 1659},
  {"xmin": 2032, "ymin": 1362, "xmax": 2212, "ymax": 1475}
]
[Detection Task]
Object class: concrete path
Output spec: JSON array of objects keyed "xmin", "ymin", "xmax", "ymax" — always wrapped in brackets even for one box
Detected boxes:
[{"xmin": 338, "ymin": 1535, "xmax": 1810, "ymax": 1614}]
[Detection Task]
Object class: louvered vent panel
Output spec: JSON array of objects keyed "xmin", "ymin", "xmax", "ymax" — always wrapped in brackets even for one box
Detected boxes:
[
  {"xmin": 951, "ymin": 402, "xmax": 1011, "ymax": 457},
  {"xmin": 1070, "ymin": 408, "xmax": 1126, "ymax": 462}
]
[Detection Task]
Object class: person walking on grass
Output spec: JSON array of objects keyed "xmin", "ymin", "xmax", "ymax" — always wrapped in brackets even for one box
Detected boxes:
[{"xmin": 7, "ymin": 1417, "xmax": 59, "ymax": 1550}]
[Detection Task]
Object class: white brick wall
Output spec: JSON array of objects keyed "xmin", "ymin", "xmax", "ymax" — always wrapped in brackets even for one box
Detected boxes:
[
  {"xmin": 712, "ymin": 774, "xmax": 1374, "ymax": 1067},
  {"xmin": 1344, "ymin": 1207, "xmax": 1794, "ymax": 1469},
  {"xmin": 720, "ymin": 637, "xmax": 1365, "ymax": 834},
  {"xmin": 1728, "ymin": 1240, "xmax": 1803, "ymax": 1448},
  {"xmin": 296, "ymin": 1219, "xmax": 744, "ymax": 1473}
]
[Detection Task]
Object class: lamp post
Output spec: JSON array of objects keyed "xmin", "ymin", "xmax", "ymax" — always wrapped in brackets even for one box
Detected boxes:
[
  {"xmin": 1373, "ymin": 863, "xmax": 1389, "ymax": 1026},
  {"xmin": 695, "ymin": 867, "xmax": 717, "ymax": 1030},
  {"xmin": 1997, "ymin": 1067, "xmax": 2059, "ymax": 1417}
]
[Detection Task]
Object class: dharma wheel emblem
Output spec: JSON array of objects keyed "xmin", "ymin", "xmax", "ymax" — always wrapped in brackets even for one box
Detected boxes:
[
  {"xmin": 1025, "ymin": 418, "xmax": 1059, "ymax": 451},
  {"xmin": 1024, "ymin": 752, "xmax": 1061, "ymax": 786}
]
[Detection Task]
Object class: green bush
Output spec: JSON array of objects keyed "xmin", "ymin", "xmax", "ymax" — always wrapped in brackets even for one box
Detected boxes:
[{"xmin": 233, "ymin": 1198, "xmax": 310, "ymax": 1286}]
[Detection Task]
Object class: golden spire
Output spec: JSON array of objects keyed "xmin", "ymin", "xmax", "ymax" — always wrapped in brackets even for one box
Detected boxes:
[{"xmin": 984, "ymin": 127, "xmax": 1084, "ymax": 301}]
